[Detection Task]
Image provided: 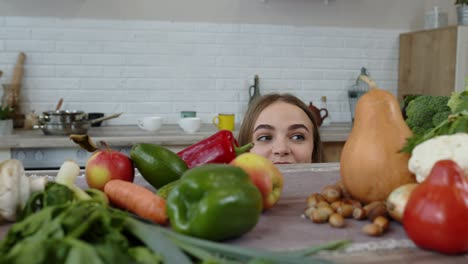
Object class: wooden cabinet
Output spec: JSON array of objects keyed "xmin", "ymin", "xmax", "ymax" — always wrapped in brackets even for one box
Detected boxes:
[
  {"xmin": 322, "ymin": 142, "xmax": 344, "ymax": 163},
  {"xmin": 398, "ymin": 26, "xmax": 468, "ymax": 101}
]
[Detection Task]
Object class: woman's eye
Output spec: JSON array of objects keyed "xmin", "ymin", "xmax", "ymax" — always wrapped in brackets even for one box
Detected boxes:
[
  {"xmin": 256, "ymin": 135, "xmax": 272, "ymax": 142},
  {"xmin": 291, "ymin": 134, "xmax": 305, "ymax": 141}
]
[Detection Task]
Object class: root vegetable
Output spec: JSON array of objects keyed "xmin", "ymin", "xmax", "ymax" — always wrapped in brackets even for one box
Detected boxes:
[
  {"xmin": 104, "ymin": 179, "xmax": 168, "ymax": 225},
  {"xmin": 304, "ymin": 207, "xmax": 316, "ymax": 219},
  {"xmin": 373, "ymin": 216, "xmax": 390, "ymax": 231},
  {"xmin": 352, "ymin": 207, "xmax": 367, "ymax": 220},
  {"xmin": 336, "ymin": 204, "xmax": 354, "ymax": 218},
  {"xmin": 330, "ymin": 201, "xmax": 343, "ymax": 210},
  {"xmin": 329, "ymin": 213, "xmax": 345, "ymax": 228},
  {"xmin": 362, "ymin": 223, "xmax": 383, "ymax": 236},
  {"xmin": 342, "ymin": 198, "xmax": 362, "ymax": 208},
  {"xmin": 364, "ymin": 201, "xmax": 388, "ymax": 221},
  {"xmin": 321, "ymin": 185, "xmax": 342, "ymax": 203},
  {"xmin": 311, "ymin": 207, "xmax": 332, "ymax": 223},
  {"xmin": 306, "ymin": 193, "xmax": 325, "ymax": 208},
  {"xmin": 386, "ymin": 183, "xmax": 418, "ymax": 222}
]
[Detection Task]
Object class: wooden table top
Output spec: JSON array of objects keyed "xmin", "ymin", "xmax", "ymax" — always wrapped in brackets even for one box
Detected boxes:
[{"xmin": 1, "ymin": 163, "xmax": 467, "ymax": 263}]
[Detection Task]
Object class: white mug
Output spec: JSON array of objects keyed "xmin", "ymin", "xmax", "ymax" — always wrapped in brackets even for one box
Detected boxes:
[
  {"xmin": 179, "ymin": 117, "xmax": 201, "ymax": 134},
  {"xmin": 137, "ymin": 116, "xmax": 163, "ymax": 132}
]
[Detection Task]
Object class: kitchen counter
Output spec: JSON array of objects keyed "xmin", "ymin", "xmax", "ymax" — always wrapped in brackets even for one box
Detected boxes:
[
  {"xmin": 1, "ymin": 163, "xmax": 466, "ymax": 263},
  {"xmin": 0, "ymin": 123, "xmax": 352, "ymax": 165},
  {"xmin": 0, "ymin": 123, "xmax": 351, "ymax": 149}
]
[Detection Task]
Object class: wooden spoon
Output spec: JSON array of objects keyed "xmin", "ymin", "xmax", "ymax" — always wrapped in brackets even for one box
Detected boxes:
[{"xmin": 55, "ymin": 98, "xmax": 63, "ymax": 111}]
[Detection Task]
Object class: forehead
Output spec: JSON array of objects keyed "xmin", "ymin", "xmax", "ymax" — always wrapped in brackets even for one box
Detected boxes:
[{"xmin": 254, "ymin": 101, "xmax": 313, "ymax": 129}]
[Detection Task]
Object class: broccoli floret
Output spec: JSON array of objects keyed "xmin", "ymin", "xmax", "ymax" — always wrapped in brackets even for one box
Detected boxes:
[
  {"xmin": 411, "ymin": 126, "xmax": 430, "ymax": 136},
  {"xmin": 405, "ymin": 95, "xmax": 450, "ymax": 134},
  {"xmin": 432, "ymin": 111, "xmax": 451, "ymax": 127}
]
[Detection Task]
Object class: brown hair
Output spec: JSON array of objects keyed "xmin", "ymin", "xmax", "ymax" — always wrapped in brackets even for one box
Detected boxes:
[{"xmin": 238, "ymin": 93, "xmax": 324, "ymax": 163}]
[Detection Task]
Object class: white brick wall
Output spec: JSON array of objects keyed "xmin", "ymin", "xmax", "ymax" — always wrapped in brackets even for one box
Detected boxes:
[{"xmin": 0, "ymin": 16, "xmax": 404, "ymax": 125}]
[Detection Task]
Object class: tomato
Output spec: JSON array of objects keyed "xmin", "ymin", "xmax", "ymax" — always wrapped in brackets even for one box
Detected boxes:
[{"xmin": 403, "ymin": 160, "xmax": 468, "ymax": 254}]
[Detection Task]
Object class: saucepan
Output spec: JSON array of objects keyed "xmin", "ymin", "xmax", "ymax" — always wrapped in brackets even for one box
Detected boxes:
[
  {"xmin": 35, "ymin": 112, "xmax": 122, "ymax": 136},
  {"xmin": 40, "ymin": 110, "xmax": 88, "ymax": 123}
]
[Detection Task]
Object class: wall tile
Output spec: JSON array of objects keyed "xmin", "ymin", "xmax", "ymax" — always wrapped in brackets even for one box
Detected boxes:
[{"xmin": 0, "ymin": 16, "xmax": 404, "ymax": 124}]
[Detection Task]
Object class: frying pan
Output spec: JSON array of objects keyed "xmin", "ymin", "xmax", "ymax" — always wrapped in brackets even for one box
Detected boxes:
[{"xmin": 36, "ymin": 113, "xmax": 122, "ymax": 135}]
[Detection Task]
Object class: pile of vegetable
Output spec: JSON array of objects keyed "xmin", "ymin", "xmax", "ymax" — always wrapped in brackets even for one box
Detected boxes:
[
  {"xmin": 401, "ymin": 88, "xmax": 468, "ymax": 153},
  {"xmin": 303, "ymin": 182, "xmax": 391, "ymax": 237},
  {"xmin": 0, "ymin": 159, "xmax": 348, "ymax": 263}
]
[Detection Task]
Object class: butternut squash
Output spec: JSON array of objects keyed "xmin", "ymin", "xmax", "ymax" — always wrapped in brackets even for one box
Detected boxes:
[{"xmin": 340, "ymin": 88, "xmax": 416, "ymax": 204}]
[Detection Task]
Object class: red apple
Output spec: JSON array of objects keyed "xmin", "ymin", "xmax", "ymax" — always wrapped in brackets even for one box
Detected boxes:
[
  {"xmin": 230, "ymin": 153, "xmax": 284, "ymax": 210},
  {"xmin": 85, "ymin": 146, "xmax": 134, "ymax": 190}
]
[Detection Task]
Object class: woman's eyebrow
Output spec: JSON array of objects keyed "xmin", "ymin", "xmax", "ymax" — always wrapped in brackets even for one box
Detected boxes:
[
  {"xmin": 289, "ymin": 124, "xmax": 309, "ymax": 132},
  {"xmin": 254, "ymin": 124, "xmax": 274, "ymax": 132}
]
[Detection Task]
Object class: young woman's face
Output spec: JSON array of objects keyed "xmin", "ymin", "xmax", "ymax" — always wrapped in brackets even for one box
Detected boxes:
[{"xmin": 249, "ymin": 101, "xmax": 315, "ymax": 164}]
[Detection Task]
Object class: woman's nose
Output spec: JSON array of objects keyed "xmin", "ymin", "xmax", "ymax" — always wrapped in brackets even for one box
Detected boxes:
[{"xmin": 272, "ymin": 139, "xmax": 290, "ymax": 156}]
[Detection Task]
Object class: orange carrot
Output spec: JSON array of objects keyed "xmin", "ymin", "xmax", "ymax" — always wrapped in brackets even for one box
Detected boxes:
[{"xmin": 104, "ymin": 179, "xmax": 168, "ymax": 225}]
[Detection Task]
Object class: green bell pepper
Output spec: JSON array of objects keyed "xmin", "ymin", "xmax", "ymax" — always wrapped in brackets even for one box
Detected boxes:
[{"xmin": 166, "ymin": 164, "xmax": 262, "ymax": 241}]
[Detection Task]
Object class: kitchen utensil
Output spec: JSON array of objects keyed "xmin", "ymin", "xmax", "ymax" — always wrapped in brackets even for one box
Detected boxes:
[
  {"xmin": 180, "ymin": 110, "xmax": 197, "ymax": 118},
  {"xmin": 9, "ymin": 52, "xmax": 25, "ymax": 108},
  {"xmin": 37, "ymin": 112, "xmax": 122, "ymax": 135},
  {"xmin": 36, "ymin": 121, "xmax": 90, "ymax": 135},
  {"xmin": 308, "ymin": 102, "xmax": 328, "ymax": 127},
  {"xmin": 137, "ymin": 116, "xmax": 163, "ymax": 132},
  {"xmin": 212, "ymin": 113, "xmax": 235, "ymax": 131},
  {"xmin": 87, "ymin": 112, "xmax": 105, "ymax": 127},
  {"xmin": 11, "ymin": 52, "xmax": 25, "ymax": 88},
  {"xmin": 88, "ymin": 112, "xmax": 122, "ymax": 124},
  {"xmin": 55, "ymin": 98, "xmax": 63, "ymax": 111},
  {"xmin": 179, "ymin": 117, "xmax": 201, "ymax": 134},
  {"xmin": 40, "ymin": 110, "xmax": 87, "ymax": 123},
  {"xmin": 248, "ymin": 75, "xmax": 260, "ymax": 105}
]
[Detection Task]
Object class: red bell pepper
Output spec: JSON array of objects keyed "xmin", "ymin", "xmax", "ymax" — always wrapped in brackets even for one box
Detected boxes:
[
  {"xmin": 403, "ymin": 160, "xmax": 468, "ymax": 255},
  {"xmin": 177, "ymin": 130, "xmax": 253, "ymax": 168}
]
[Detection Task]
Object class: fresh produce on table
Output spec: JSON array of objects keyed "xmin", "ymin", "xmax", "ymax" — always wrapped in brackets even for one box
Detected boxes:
[
  {"xmin": 155, "ymin": 178, "xmax": 180, "ymax": 199},
  {"xmin": 0, "ymin": 160, "xmax": 47, "ymax": 222},
  {"xmin": 104, "ymin": 179, "xmax": 168, "ymax": 225},
  {"xmin": 401, "ymin": 88, "xmax": 468, "ymax": 154},
  {"xmin": 403, "ymin": 95, "xmax": 450, "ymax": 135},
  {"xmin": 20, "ymin": 160, "xmax": 108, "ymax": 220},
  {"xmin": 385, "ymin": 183, "xmax": 418, "ymax": 223},
  {"xmin": 0, "ymin": 200, "xmax": 165, "ymax": 264},
  {"xmin": 340, "ymin": 87, "xmax": 416, "ymax": 204},
  {"xmin": 55, "ymin": 159, "xmax": 92, "ymax": 200},
  {"xmin": 177, "ymin": 130, "xmax": 253, "ymax": 168},
  {"xmin": 166, "ymin": 164, "xmax": 263, "ymax": 241},
  {"xmin": 230, "ymin": 153, "xmax": 284, "ymax": 210},
  {"xmin": 407, "ymin": 133, "xmax": 468, "ymax": 183},
  {"xmin": 403, "ymin": 160, "xmax": 468, "ymax": 254},
  {"xmin": 85, "ymin": 141, "xmax": 135, "ymax": 190},
  {"xmin": 303, "ymin": 184, "xmax": 391, "ymax": 237},
  {"xmin": 0, "ymin": 161, "xmax": 349, "ymax": 264},
  {"xmin": 70, "ymin": 135, "xmax": 135, "ymax": 190},
  {"xmin": 130, "ymin": 143, "xmax": 188, "ymax": 189}
]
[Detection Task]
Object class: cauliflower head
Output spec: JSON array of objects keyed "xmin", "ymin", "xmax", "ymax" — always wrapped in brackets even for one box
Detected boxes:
[{"xmin": 408, "ymin": 133, "xmax": 468, "ymax": 183}]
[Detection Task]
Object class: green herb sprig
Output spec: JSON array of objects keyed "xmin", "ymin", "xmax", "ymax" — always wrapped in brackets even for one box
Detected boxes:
[{"xmin": 0, "ymin": 105, "xmax": 13, "ymax": 120}]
